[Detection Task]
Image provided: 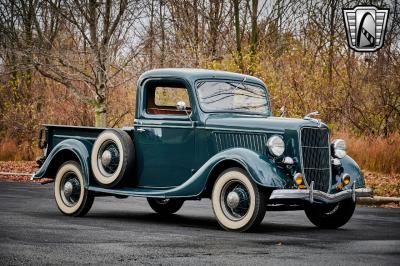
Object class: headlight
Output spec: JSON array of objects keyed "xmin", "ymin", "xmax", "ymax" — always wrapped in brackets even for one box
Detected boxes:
[
  {"xmin": 266, "ymin": 135, "xmax": 285, "ymax": 157},
  {"xmin": 331, "ymin": 139, "xmax": 347, "ymax": 159}
]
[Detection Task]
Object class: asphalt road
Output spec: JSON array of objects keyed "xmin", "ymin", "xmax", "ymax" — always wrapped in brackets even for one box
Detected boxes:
[{"xmin": 0, "ymin": 181, "xmax": 399, "ymax": 265}]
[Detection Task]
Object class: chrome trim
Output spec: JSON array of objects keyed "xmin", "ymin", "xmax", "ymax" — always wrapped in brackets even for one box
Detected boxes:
[
  {"xmin": 266, "ymin": 135, "xmax": 285, "ymax": 157},
  {"xmin": 293, "ymin": 172, "xmax": 303, "ymax": 184},
  {"xmin": 331, "ymin": 139, "xmax": 347, "ymax": 159},
  {"xmin": 303, "ymin": 111, "xmax": 321, "ymax": 127},
  {"xmin": 269, "ymin": 187, "xmax": 373, "ymax": 204},
  {"xmin": 283, "ymin": 156, "xmax": 294, "ymax": 165},
  {"xmin": 299, "ymin": 127, "xmax": 332, "ymax": 192},
  {"xmin": 342, "ymin": 173, "xmax": 351, "ymax": 185},
  {"xmin": 331, "ymin": 158, "xmax": 341, "ymax": 166}
]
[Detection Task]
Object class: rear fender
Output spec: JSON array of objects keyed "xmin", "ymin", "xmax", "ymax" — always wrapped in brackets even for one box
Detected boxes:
[{"xmin": 33, "ymin": 139, "xmax": 91, "ymax": 188}]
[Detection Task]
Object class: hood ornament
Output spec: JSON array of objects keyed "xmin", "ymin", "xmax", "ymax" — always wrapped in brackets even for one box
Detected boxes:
[{"xmin": 304, "ymin": 111, "xmax": 321, "ymax": 127}]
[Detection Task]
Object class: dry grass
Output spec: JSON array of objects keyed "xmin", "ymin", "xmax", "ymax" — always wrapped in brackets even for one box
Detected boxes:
[
  {"xmin": 334, "ymin": 131, "xmax": 400, "ymax": 175},
  {"xmin": 0, "ymin": 137, "xmax": 40, "ymax": 161}
]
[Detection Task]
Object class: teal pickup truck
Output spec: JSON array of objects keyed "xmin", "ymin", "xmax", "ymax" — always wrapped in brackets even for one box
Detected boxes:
[{"xmin": 33, "ymin": 68, "xmax": 371, "ymax": 232}]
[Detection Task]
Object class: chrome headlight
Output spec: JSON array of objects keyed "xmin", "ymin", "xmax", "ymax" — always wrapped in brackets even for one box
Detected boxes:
[
  {"xmin": 266, "ymin": 135, "xmax": 285, "ymax": 157},
  {"xmin": 331, "ymin": 139, "xmax": 347, "ymax": 159}
]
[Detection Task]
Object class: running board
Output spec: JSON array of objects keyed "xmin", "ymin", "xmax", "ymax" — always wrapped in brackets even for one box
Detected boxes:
[{"xmin": 88, "ymin": 185, "xmax": 191, "ymax": 199}]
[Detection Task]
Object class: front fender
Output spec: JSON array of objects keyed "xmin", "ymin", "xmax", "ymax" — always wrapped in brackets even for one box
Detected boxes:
[
  {"xmin": 340, "ymin": 155, "xmax": 365, "ymax": 188},
  {"xmin": 32, "ymin": 139, "xmax": 91, "ymax": 187},
  {"xmin": 163, "ymin": 147, "xmax": 287, "ymax": 198}
]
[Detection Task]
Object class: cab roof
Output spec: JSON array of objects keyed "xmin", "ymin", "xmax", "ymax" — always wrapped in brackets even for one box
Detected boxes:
[{"xmin": 138, "ymin": 68, "xmax": 265, "ymax": 86}]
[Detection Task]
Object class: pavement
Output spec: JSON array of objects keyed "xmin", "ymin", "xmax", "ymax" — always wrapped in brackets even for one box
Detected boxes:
[{"xmin": 0, "ymin": 181, "xmax": 399, "ymax": 265}]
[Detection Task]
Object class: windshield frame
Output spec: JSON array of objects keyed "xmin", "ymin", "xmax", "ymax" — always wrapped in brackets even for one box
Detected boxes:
[{"xmin": 194, "ymin": 79, "xmax": 272, "ymax": 116}]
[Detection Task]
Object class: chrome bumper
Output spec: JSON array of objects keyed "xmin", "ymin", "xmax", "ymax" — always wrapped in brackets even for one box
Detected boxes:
[{"xmin": 269, "ymin": 182, "xmax": 372, "ymax": 204}]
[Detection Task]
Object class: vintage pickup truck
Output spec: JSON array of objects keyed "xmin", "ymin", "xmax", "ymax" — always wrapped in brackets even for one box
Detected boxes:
[{"xmin": 33, "ymin": 68, "xmax": 371, "ymax": 231}]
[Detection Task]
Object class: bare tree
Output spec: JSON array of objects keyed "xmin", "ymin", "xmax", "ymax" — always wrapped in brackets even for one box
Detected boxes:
[{"xmin": 31, "ymin": 0, "xmax": 142, "ymax": 127}]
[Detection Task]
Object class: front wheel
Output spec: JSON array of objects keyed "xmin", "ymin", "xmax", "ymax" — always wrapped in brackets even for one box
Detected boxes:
[
  {"xmin": 304, "ymin": 198, "xmax": 356, "ymax": 229},
  {"xmin": 54, "ymin": 161, "xmax": 94, "ymax": 216},
  {"xmin": 147, "ymin": 198, "xmax": 184, "ymax": 215},
  {"xmin": 211, "ymin": 168, "xmax": 267, "ymax": 232}
]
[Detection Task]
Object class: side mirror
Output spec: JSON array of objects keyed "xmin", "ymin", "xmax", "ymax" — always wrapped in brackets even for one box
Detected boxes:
[{"xmin": 176, "ymin": 101, "xmax": 186, "ymax": 111}]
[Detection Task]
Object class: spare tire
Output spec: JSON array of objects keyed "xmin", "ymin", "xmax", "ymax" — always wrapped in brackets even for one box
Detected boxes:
[{"xmin": 91, "ymin": 129, "xmax": 135, "ymax": 188}]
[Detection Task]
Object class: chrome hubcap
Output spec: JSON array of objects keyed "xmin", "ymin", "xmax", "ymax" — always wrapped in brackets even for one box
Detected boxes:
[
  {"xmin": 101, "ymin": 150, "xmax": 112, "ymax": 167},
  {"xmin": 60, "ymin": 172, "xmax": 81, "ymax": 207},
  {"xmin": 220, "ymin": 180, "xmax": 250, "ymax": 221},
  {"xmin": 63, "ymin": 181, "xmax": 73, "ymax": 198},
  {"xmin": 226, "ymin": 191, "xmax": 240, "ymax": 208},
  {"xmin": 97, "ymin": 140, "xmax": 120, "ymax": 176}
]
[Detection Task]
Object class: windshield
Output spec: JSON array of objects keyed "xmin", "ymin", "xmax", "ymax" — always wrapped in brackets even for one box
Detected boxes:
[{"xmin": 196, "ymin": 80, "xmax": 270, "ymax": 115}]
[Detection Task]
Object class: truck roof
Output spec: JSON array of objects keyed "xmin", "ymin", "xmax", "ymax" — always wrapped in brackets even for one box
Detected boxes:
[{"xmin": 138, "ymin": 68, "xmax": 265, "ymax": 86}]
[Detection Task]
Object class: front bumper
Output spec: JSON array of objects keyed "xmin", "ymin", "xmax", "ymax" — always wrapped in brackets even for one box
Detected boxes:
[{"xmin": 269, "ymin": 182, "xmax": 372, "ymax": 204}]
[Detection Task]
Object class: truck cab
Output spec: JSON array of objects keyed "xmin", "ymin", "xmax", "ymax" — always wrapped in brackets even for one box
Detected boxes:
[{"xmin": 33, "ymin": 68, "xmax": 371, "ymax": 232}]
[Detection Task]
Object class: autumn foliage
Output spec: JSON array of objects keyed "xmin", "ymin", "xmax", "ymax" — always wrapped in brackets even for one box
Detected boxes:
[{"xmin": 0, "ymin": 0, "xmax": 399, "ymax": 177}]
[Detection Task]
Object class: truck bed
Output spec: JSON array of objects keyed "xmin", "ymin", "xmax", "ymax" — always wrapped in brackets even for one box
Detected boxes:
[{"xmin": 43, "ymin": 124, "xmax": 134, "ymax": 154}]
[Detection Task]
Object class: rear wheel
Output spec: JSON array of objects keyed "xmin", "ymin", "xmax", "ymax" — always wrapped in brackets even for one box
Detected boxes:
[
  {"xmin": 147, "ymin": 198, "xmax": 184, "ymax": 215},
  {"xmin": 305, "ymin": 198, "xmax": 356, "ymax": 229},
  {"xmin": 54, "ymin": 161, "xmax": 94, "ymax": 216},
  {"xmin": 211, "ymin": 168, "xmax": 267, "ymax": 232}
]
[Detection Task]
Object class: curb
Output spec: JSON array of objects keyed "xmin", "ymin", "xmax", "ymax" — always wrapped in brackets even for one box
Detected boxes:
[
  {"xmin": 0, "ymin": 172, "xmax": 32, "ymax": 176},
  {"xmin": 357, "ymin": 196, "xmax": 400, "ymax": 205}
]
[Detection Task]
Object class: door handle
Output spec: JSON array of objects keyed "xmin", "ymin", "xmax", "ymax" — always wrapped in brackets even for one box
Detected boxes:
[{"xmin": 137, "ymin": 128, "xmax": 146, "ymax": 132}]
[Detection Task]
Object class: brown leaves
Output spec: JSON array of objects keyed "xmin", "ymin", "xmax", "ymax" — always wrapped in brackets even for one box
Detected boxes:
[{"xmin": 0, "ymin": 161, "xmax": 37, "ymax": 182}]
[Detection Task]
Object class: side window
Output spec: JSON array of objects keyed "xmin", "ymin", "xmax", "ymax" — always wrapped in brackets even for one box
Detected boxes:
[
  {"xmin": 154, "ymin": 87, "xmax": 191, "ymax": 108},
  {"xmin": 145, "ymin": 80, "xmax": 192, "ymax": 116}
]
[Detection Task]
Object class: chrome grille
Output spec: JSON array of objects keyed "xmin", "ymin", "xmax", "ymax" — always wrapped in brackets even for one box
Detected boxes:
[
  {"xmin": 300, "ymin": 127, "xmax": 331, "ymax": 192},
  {"xmin": 214, "ymin": 132, "xmax": 267, "ymax": 155}
]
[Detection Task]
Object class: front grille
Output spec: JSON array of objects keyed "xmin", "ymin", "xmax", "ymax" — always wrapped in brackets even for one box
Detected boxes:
[
  {"xmin": 300, "ymin": 127, "xmax": 331, "ymax": 192},
  {"xmin": 214, "ymin": 132, "xmax": 267, "ymax": 155}
]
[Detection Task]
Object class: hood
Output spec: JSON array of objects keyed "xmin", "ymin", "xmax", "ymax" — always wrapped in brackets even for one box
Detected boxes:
[{"xmin": 204, "ymin": 114, "xmax": 327, "ymax": 133}]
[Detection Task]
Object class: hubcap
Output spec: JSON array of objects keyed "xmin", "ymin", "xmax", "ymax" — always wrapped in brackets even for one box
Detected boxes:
[
  {"xmin": 101, "ymin": 150, "xmax": 112, "ymax": 167},
  {"xmin": 97, "ymin": 140, "xmax": 120, "ymax": 176},
  {"xmin": 63, "ymin": 181, "xmax": 74, "ymax": 198},
  {"xmin": 60, "ymin": 172, "xmax": 81, "ymax": 207},
  {"xmin": 226, "ymin": 191, "xmax": 240, "ymax": 208},
  {"xmin": 220, "ymin": 180, "xmax": 250, "ymax": 221}
]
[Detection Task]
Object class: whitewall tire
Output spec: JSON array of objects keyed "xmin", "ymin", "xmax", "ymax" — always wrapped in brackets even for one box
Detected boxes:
[
  {"xmin": 91, "ymin": 129, "xmax": 135, "ymax": 188},
  {"xmin": 54, "ymin": 161, "xmax": 94, "ymax": 216},
  {"xmin": 211, "ymin": 167, "xmax": 267, "ymax": 232}
]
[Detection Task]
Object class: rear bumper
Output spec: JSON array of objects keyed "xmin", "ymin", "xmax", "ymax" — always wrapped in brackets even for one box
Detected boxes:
[{"xmin": 269, "ymin": 183, "xmax": 372, "ymax": 204}]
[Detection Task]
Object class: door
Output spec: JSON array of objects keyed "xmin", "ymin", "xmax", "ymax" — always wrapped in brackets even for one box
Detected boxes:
[{"xmin": 134, "ymin": 79, "xmax": 196, "ymax": 188}]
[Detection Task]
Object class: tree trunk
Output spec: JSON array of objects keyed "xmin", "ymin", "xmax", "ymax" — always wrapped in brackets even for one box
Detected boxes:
[
  {"xmin": 149, "ymin": 0, "xmax": 155, "ymax": 68},
  {"xmin": 95, "ymin": 100, "xmax": 107, "ymax": 127},
  {"xmin": 233, "ymin": 0, "xmax": 244, "ymax": 71},
  {"xmin": 159, "ymin": 0, "xmax": 165, "ymax": 67},
  {"xmin": 250, "ymin": 0, "xmax": 258, "ymax": 56},
  {"xmin": 193, "ymin": 0, "xmax": 199, "ymax": 66},
  {"xmin": 249, "ymin": 0, "xmax": 258, "ymax": 74}
]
